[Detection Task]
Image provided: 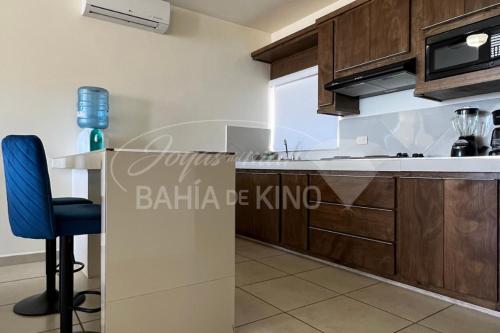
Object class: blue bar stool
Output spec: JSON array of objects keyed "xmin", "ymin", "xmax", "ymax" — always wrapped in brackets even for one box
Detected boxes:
[{"xmin": 2, "ymin": 135, "xmax": 101, "ymax": 333}]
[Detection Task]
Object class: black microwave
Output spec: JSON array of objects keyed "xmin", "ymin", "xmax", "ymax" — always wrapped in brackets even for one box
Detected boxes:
[{"xmin": 426, "ymin": 15, "xmax": 500, "ymax": 81}]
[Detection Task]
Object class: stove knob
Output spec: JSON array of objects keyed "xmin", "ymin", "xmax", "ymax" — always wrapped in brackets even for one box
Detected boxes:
[
  {"xmin": 412, "ymin": 153, "xmax": 424, "ymax": 158},
  {"xmin": 397, "ymin": 153, "xmax": 409, "ymax": 158}
]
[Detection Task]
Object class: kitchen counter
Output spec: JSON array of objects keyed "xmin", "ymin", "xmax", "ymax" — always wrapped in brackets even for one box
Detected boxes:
[{"xmin": 236, "ymin": 156, "xmax": 500, "ymax": 173}]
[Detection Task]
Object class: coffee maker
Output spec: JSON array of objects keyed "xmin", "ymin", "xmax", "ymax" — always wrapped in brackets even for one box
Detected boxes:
[
  {"xmin": 451, "ymin": 107, "xmax": 482, "ymax": 157},
  {"xmin": 489, "ymin": 110, "xmax": 500, "ymax": 156}
]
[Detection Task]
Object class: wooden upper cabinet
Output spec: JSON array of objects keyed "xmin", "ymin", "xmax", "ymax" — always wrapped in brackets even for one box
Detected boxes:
[
  {"xmin": 465, "ymin": 0, "xmax": 500, "ymax": 12},
  {"xmin": 421, "ymin": 0, "xmax": 465, "ymax": 27},
  {"xmin": 443, "ymin": 179, "xmax": 498, "ymax": 302},
  {"xmin": 369, "ymin": 0, "xmax": 411, "ymax": 60},
  {"xmin": 318, "ymin": 20, "xmax": 335, "ymax": 110},
  {"xmin": 335, "ymin": 3, "xmax": 370, "ymax": 72}
]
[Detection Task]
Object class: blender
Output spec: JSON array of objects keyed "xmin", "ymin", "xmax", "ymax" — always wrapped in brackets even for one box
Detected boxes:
[{"xmin": 451, "ymin": 107, "xmax": 484, "ymax": 157}]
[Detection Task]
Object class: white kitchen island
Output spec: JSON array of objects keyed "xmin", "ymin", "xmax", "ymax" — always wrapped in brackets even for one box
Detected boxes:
[{"xmin": 52, "ymin": 149, "xmax": 236, "ymax": 333}]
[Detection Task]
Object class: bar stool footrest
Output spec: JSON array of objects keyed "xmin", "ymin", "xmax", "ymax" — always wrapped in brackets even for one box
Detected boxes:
[{"xmin": 73, "ymin": 290, "xmax": 101, "ymax": 313}]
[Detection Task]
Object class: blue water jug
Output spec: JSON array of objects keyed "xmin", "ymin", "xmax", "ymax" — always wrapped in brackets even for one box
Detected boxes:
[{"xmin": 77, "ymin": 87, "xmax": 109, "ymax": 129}]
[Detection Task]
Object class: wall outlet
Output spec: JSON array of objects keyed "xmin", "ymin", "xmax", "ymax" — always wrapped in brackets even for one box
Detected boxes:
[{"xmin": 356, "ymin": 136, "xmax": 368, "ymax": 145}]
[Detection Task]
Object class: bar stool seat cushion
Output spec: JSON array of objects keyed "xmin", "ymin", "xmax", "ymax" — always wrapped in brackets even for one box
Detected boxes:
[
  {"xmin": 54, "ymin": 204, "xmax": 101, "ymax": 237},
  {"xmin": 53, "ymin": 198, "xmax": 92, "ymax": 205}
]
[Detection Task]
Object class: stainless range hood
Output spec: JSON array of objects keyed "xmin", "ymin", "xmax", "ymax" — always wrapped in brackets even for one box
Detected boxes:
[{"xmin": 325, "ymin": 59, "xmax": 416, "ymax": 98}]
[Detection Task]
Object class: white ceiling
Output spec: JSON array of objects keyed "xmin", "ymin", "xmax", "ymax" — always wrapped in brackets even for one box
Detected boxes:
[{"xmin": 168, "ymin": 0, "xmax": 339, "ymax": 33}]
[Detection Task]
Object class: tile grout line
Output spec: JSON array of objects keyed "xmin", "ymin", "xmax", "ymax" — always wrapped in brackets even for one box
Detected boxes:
[
  {"xmin": 292, "ymin": 271, "xmax": 381, "ymax": 295},
  {"xmin": 413, "ymin": 304, "xmax": 454, "ymax": 333},
  {"xmin": 75, "ymin": 311, "xmax": 86, "ymax": 332},
  {"xmin": 236, "ymin": 286, "xmax": 330, "ymax": 333}
]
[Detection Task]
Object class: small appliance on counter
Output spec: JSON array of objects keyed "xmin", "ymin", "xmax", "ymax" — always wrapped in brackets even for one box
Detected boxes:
[
  {"xmin": 489, "ymin": 110, "xmax": 500, "ymax": 155},
  {"xmin": 451, "ymin": 107, "xmax": 484, "ymax": 157}
]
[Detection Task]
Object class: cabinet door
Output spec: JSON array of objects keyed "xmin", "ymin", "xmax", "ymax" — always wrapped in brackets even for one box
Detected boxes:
[
  {"xmin": 465, "ymin": 0, "xmax": 499, "ymax": 12},
  {"xmin": 318, "ymin": 20, "xmax": 335, "ymax": 110},
  {"xmin": 370, "ymin": 0, "xmax": 411, "ymax": 61},
  {"xmin": 444, "ymin": 180, "xmax": 498, "ymax": 301},
  {"xmin": 335, "ymin": 3, "xmax": 370, "ymax": 72},
  {"xmin": 281, "ymin": 174, "xmax": 308, "ymax": 250},
  {"xmin": 253, "ymin": 173, "xmax": 281, "ymax": 243},
  {"xmin": 398, "ymin": 178, "xmax": 444, "ymax": 288},
  {"xmin": 421, "ymin": 0, "xmax": 465, "ymax": 27},
  {"xmin": 236, "ymin": 173, "xmax": 253, "ymax": 236}
]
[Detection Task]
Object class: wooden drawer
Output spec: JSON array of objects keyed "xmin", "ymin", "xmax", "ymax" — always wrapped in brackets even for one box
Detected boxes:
[
  {"xmin": 309, "ymin": 228, "xmax": 395, "ymax": 276},
  {"xmin": 310, "ymin": 203, "xmax": 394, "ymax": 242},
  {"xmin": 309, "ymin": 175, "xmax": 395, "ymax": 209}
]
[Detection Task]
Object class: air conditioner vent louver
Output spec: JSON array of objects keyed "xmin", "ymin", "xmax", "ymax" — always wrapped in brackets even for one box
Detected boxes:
[
  {"xmin": 82, "ymin": 0, "xmax": 170, "ymax": 34},
  {"xmin": 89, "ymin": 5, "xmax": 159, "ymax": 29}
]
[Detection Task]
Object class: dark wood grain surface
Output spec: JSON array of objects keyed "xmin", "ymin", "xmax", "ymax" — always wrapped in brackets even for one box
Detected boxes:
[
  {"xmin": 369, "ymin": 0, "xmax": 411, "ymax": 60},
  {"xmin": 309, "ymin": 228, "xmax": 395, "ymax": 275},
  {"xmin": 444, "ymin": 179, "xmax": 498, "ymax": 301},
  {"xmin": 310, "ymin": 175, "xmax": 395, "ymax": 209},
  {"xmin": 271, "ymin": 47, "xmax": 317, "ymax": 80},
  {"xmin": 310, "ymin": 203, "xmax": 395, "ymax": 242},
  {"xmin": 398, "ymin": 178, "xmax": 445, "ymax": 288},
  {"xmin": 465, "ymin": 0, "xmax": 500, "ymax": 12},
  {"xmin": 317, "ymin": 20, "xmax": 335, "ymax": 109},
  {"xmin": 281, "ymin": 174, "xmax": 309, "ymax": 250},
  {"xmin": 335, "ymin": 3, "xmax": 370, "ymax": 72}
]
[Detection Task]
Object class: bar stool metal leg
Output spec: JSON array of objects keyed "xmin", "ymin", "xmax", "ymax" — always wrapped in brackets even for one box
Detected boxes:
[
  {"xmin": 60, "ymin": 236, "xmax": 74, "ymax": 333},
  {"xmin": 13, "ymin": 240, "xmax": 59, "ymax": 316}
]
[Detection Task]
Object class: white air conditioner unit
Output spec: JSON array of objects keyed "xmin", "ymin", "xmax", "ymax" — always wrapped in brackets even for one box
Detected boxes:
[{"xmin": 82, "ymin": 0, "xmax": 170, "ymax": 34}]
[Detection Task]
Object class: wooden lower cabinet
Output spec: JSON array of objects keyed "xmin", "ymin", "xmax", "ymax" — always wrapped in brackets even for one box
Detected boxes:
[
  {"xmin": 309, "ymin": 228, "xmax": 395, "ymax": 276},
  {"xmin": 444, "ymin": 179, "xmax": 498, "ymax": 302},
  {"xmin": 281, "ymin": 174, "xmax": 308, "ymax": 250},
  {"xmin": 310, "ymin": 203, "xmax": 395, "ymax": 242},
  {"xmin": 398, "ymin": 177, "xmax": 499, "ymax": 305},
  {"xmin": 236, "ymin": 172, "xmax": 280, "ymax": 243},
  {"xmin": 238, "ymin": 171, "xmax": 499, "ymax": 309},
  {"xmin": 236, "ymin": 172, "xmax": 253, "ymax": 236},
  {"xmin": 398, "ymin": 178, "xmax": 444, "ymax": 289}
]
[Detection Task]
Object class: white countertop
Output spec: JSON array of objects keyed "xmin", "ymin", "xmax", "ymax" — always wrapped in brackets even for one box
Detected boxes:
[{"xmin": 236, "ymin": 156, "xmax": 500, "ymax": 173}]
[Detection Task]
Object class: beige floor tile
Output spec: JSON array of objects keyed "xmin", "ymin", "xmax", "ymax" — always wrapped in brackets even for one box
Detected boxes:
[
  {"xmin": 83, "ymin": 319, "xmax": 101, "ymax": 332},
  {"xmin": 236, "ymin": 238, "xmax": 258, "ymax": 249},
  {"xmin": 236, "ymin": 261, "xmax": 287, "ymax": 287},
  {"xmin": 0, "ymin": 262, "xmax": 45, "ymax": 283},
  {"xmin": 242, "ymin": 276, "xmax": 337, "ymax": 312},
  {"xmin": 41, "ymin": 324, "xmax": 82, "ymax": 333},
  {"xmin": 74, "ymin": 272, "xmax": 101, "ymax": 291},
  {"xmin": 235, "ymin": 313, "xmax": 321, "ymax": 333},
  {"xmin": 420, "ymin": 305, "xmax": 500, "ymax": 333},
  {"xmin": 290, "ymin": 296, "xmax": 411, "ymax": 333},
  {"xmin": 236, "ymin": 254, "xmax": 251, "ymax": 264},
  {"xmin": 258, "ymin": 254, "xmax": 324, "ymax": 274},
  {"xmin": 0, "ymin": 304, "xmax": 79, "ymax": 333},
  {"xmin": 398, "ymin": 324, "xmax": 440, "ymax": 333},
  {"xmin": 236, "ymin": 243, "xmax": 287, "ymax": 260},
  {"xmin": 296, "ymin": 266, "xmax": 378, "ymax": 294},
  {"xmin": 75, "ymin": 290, "xmax": 101, "ymax": 324},
  {"xmin": 348, "ymin": 283, "xmax": 450, "ymax": 322},
  {"xmin": 0, "ymin": 277, "xmax": 46, "ymax": 307},
  {"xmin": 235, "ymin": 288, "xmax": 281, "ymax": 326}
]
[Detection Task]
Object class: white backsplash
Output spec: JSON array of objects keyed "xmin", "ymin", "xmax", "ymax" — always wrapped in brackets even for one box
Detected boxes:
[{"xmin": 291, "ymin": 91, "xmax": 500, "ymax": 160}]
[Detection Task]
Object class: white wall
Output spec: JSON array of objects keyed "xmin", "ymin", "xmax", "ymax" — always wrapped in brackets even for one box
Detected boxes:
[{"xmin": 0, "ymin": 0, "xmax": 270, "ymax": 256}]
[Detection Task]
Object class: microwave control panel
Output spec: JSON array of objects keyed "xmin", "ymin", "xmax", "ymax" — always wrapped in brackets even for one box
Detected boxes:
[{"xmin": 491, "ymin": 32, "xmax": 500, "ymax": 58}]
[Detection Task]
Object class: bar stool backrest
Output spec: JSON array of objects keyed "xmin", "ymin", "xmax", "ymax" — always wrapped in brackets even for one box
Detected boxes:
[{"xmin": 1, "ymin": 135, "xmax": 55, "ymax": 239}]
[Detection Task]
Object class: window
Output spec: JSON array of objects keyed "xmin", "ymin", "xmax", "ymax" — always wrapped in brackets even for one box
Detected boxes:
[{"xmin": 270, "ymin": 66, "xmax": 339, "ymax": 152}]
